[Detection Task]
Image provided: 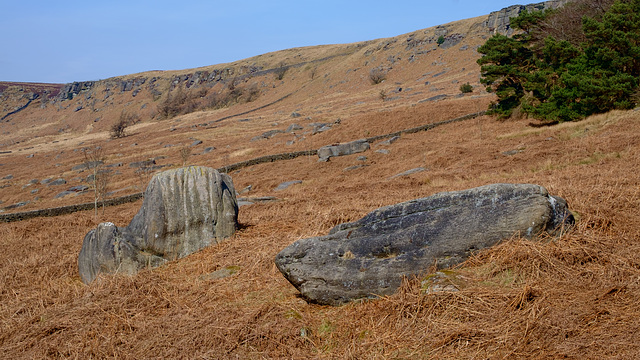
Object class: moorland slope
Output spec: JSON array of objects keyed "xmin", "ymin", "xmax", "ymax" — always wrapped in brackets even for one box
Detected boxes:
[{"xmin": 1, "ymin": 1, "xmax": 640, "ymax": 358}]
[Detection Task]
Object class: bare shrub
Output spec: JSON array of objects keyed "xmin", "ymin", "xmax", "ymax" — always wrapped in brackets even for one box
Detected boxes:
[
  {"xmin": 275, "ymin": 62, "xmax": 288, "ymax": 80},
  {"xmin": 369, "ymin": 68, "xmax": 387, "ymax": 85},
  {"xmin": 83, "ymin": 147, "xmax": 107, "ymax": 219},
  {"xmin": 179, "ymin": 146, "xmax": 191, "ymax": 166},
  {"xmin": 158, "ymin": 88, "xmax": 197, "ymax": 119},
  {"xmin": 110, "ymin": 111, "xmax": 138, "ymax": 139}
]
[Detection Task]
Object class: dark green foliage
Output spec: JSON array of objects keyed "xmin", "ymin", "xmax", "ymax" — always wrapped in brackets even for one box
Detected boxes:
[
  {"xmin": 477, "ymin": 0, "xmax": 640, "ymax": 122},
  {"xmin": 437, "ymin": 35, "xmax": 445, "ymax": 45},
  {"xmin": 460, "ymin": 83, "xmax": 473, "ymax": 94}
]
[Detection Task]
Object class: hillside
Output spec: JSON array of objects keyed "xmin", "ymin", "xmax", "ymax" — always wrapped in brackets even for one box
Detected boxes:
[{"xmin": 2, "ymin": 1, "xmax": 640, "ymax": 358}]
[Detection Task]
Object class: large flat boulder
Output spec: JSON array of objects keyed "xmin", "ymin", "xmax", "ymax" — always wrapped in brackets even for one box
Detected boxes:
[
  {"xmin": 317, "ymin": 139, "xmax": 370, "ymax": 161},
  {"xmin": 275, "ymin": 183, "xmax": 574, "ymax": 305},
  {"xmin": 78, "ymin": 166, "xmax": 238, "ymax": 284}
]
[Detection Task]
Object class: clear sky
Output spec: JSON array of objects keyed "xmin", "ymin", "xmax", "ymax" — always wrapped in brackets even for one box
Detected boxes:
[{"xmin": 1, "ymin": 0, "xmax": 523, "ymax": 84}]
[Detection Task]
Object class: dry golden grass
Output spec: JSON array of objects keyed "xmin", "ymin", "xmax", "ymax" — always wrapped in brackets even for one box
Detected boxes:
[
  {"xmin": 1, "ymin": 107, "xmax": 639, "ymax": 358},
  {"xmin": 2, "ymin": 12, "xmax": 640, "ymax": 359}
]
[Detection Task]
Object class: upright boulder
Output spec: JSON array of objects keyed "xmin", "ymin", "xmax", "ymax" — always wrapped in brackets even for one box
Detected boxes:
[
  {"xmin": 275, "ymin": 183, "xmax": 574, "ymax": 305},
  {"xmin": 78, "ymin": 166, "xmax": 238, "ymax": 284}
]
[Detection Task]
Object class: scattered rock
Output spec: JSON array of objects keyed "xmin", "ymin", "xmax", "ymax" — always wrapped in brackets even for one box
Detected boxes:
[
  {"xmin": 419, "ymin": 95, "xmax": 448, "ymax": 103},
  {"xmin": 129, "ymin": 159, "xmax": 156, "ymax": 168},
  {"xmin": 318, "ymin": 139, "xmax": 370, "ymax": 161},
  {"xmin": 274, "ymin": 180, "xmax": 302, "ymax": 191},
  {"xmin": 390, "ymin": 167, "xmax": 426, "ymax": 179},
  {"xmin": 48, "ymin": 179, "xmax": 67, "ymax": 186},
  {"xmin": 54, "ymin": 191, "xmax": 75, "ymax": 199},
  {"xmin": 376, "ymin": 136, "xmax": 400, "ymax": 146},
  {"xmin": 357, "ymin": 156, "xmax": 367, "ymax": 162},
  {"xmin": 253, "ymin": 130, "xmax": 285, "ymax": 141},
  {"xmin": 312, "ymin": 125, "xmax": 332, "ymax": 135},
  {"xmin": 3, "ymin": 201, "xmax": 30, "ymax": 210},
  {"xmin": 376, "ymin": 149, "xmax": 391, "ymax": 155},
  {"xmin": 286, "ymin": 124, "xmax": 303, "ymax": 133},
  {"xmin": 344, "ymin": 165, "xmax": 367, "ymax": 172},
  {"xmin": 40, "ymin": 178, "xmax": 52, "ymax": 185},
  {"xmin": 78, "ymin": 166, "xmax": 239, "ymax": 284},
  {"xmin": 191, "ymin": 140, "xmax": 203, "ymax": 147},
  {"xmin": 237, "ymin": 196, "xmax": 278, "ymax": 207},
  {"xmin": 73, "ymin": 161, "xmax": 104, "ymax": 171},
  {"xmin": 275, "ymin": 184, "xmax": 575, "ymax": 305},
  {"xmin": 291, "ymin": 112, "xmax": 302, "ymax": 118},
  {"xmin": 203, "ymin": 147, "xmax": 216, "ymax": 154},
  {"xmin": 68, "ymin": 185, "xmax": 89, "ymax": 192},
  {"xmin": 2, "ymin": 174, "xmax": 13, "ymax": 180}
]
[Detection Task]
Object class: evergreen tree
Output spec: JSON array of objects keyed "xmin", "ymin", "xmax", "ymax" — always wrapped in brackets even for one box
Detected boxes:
[{"xmin": 477, "ymin": 0, "xmax": 640, "ymax": 122}]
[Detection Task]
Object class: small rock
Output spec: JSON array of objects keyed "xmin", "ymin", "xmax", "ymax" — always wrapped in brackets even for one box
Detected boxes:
[
  {"xmin": 390, "ymin": 167, "xmax": 426, "ymax": 179},
  {"xmin": 3, "ymin": 201, "xmax": 29, "ymax": 210},
  {"xmin": 318, "ymin": 140, "xmax": 370, "ymax": 161},
  {"xmin": 376, "ymin": 136, "xmax": 400, "ymax": 146},
  {"xmin": 2, "ymin": 174, "xmax": 13, "ymax": 180},
  {"xmin": 291, "ymin": 112, "xmax": 302, "ymax": 118},
  {"xmin": 419, "ymin": 95, "xmax": 448, "ymax": 103},
  {"xmin": 502, "ymin": 150, "xmax": 520, "ymax": 156},
  {"xmin": 68, "ymin": 185, "xmax": 89, "ymax": 192},
  {"xmin": 376, "ymin": 149, "xmax": 391, "ymax": 155},
  {"xmin": 357, "ymin": 156, "xmax": 367, "ymax": 162},
  {"xmin": 274, "ymin": 180, "xmax": 302, "ymax": 191},
  {"xmin": 54, "ymin": 191, "xmax": 74, "ymax": 199},
  {"xmin": 48, "ymin": 179, "xmax": 67, "ymax": 186},
  {"xmin": 344, "ymin": 165, "xmax": 367, "ymax": 172},
  {"xmin": 286, "ymin": 124, "xmax": 303, "ymax": 133},
  {"xmin": 203, "ymin": 147, "xmax": 215, "ymax": 154},
  {"xmin": 191, "ymin": 140, "xmax": 203, "ymax": 147}
]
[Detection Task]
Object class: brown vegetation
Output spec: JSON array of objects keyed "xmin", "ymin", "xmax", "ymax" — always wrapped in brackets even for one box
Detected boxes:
[{"xmin": 1, "ymin": 11, "xmax": 640, "ymax": 359}]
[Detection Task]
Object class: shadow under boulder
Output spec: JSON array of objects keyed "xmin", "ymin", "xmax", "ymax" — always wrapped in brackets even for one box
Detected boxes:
[
  {"xmin": 78, "ymin": 166, "xmax": 238, "ymax": 284},
  {"xmin": 275, "ymin": 183, "xmax": 574, "ymax": 306}
]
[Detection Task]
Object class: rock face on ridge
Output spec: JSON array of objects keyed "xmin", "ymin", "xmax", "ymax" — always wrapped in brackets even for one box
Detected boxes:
[
  {"xmin": 275, "ymin": 183, "xmax": 574, "ymax": 305},
  {"xmin": 483, "ymin": 0, "xmax": 570, "ymax": 36},
  {"xmin": 78, "ymin": 166, "xmax": 238, "ymax": 284}
]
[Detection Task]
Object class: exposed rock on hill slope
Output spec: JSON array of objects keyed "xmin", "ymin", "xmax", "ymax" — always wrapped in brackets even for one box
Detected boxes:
[
  {"xmin": 78, "ymin": 166, "xmax": 238, "ymax": 284},
  {"xmin": 275, "ymin": 183, "xmax": 574, "ymax": 305}
]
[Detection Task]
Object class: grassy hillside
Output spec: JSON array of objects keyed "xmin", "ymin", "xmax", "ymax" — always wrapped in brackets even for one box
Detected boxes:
[{"xmin": 1, "ymin": 4, "xmax": 640, "ymax": 358}]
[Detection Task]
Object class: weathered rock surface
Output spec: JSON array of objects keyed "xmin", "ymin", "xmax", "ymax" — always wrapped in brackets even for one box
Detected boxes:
[
  {"xmin": 275, "ymin": 183, "xmax": 574, "ymax": 305},
  {"xmin": 318, "ymin": 139, "xmax": 370, "ymax": 161},
  {"xmin": 78, "ymin": 166, "xmax": 238, "ymax": 284},
  {"xmin": 483, "ymin": 0, "xmax": 569, "ymax": 36}
]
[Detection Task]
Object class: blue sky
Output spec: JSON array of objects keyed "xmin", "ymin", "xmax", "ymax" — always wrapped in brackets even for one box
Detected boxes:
[{"xmin": 1, "ymin": 1, "xmax": 522, "ymax": 84}]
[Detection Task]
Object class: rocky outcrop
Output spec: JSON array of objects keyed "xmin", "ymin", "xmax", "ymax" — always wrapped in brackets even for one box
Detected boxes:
[
  {"xmin": 318, "ymin": 139, "xmax": 370, "ymax": 161},
  {"xmin": 483, "ymin": 0, "xmax": 570, "ymax": 36},
  {"xmin": 78, "ymin": 166, "xmax": 238, "ymax": 284},
  {"xmin": 275, "ymin": 183, "xmax": 574, "ymax": 305}
]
